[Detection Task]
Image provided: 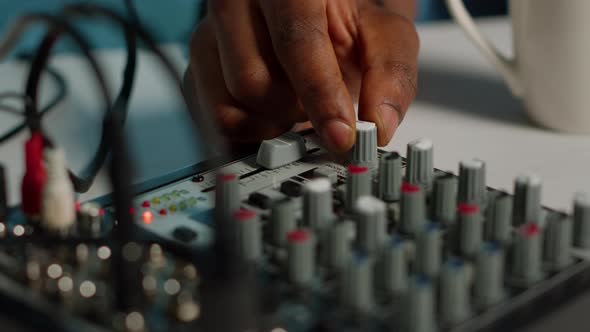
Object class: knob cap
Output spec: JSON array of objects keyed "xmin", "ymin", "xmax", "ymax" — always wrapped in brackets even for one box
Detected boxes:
[
  {"xmin": 574, "ymin": 192, "xmax": 590, "ymax": 248},
  {"xmin": 400, "ymin": 183, "xmax": 426, "ymax": 236},
  {"xmin": 474, "ymin": 242, "xmax": 506, "ymax": 309},
  {"xmin": 271, "ymin": 198, "xmax": 298, "ymax": 247},
  {"xmin": 432, "ymin": 174, "xmax": 458, "ymax": 226},
  {"xmin": 544, "ymin": 212, "xmax": 573, "ymax": 271},
  {"xmin": 303, "ymin": 178, "xmax": 334, "ymax": 230},
  {"xmin": 378, "ymin": 152, "xmax": 402, "ymax": 202},
  {"xmin": 512, "ymin": 173, "xmax": 542, "ymax": 226},
  {"xmin": 405, "ymin": 138, "xmax": 434, "ymax": 191},
  {"xmin": 355, "ymin": 196, "xmax": 387, "ymax": 254},
  {"xmin": 215, "ymin": 172, "xmax": 240, "ymax": 225},
  {"xmin": 287, "ymin": 229, "xmax": 316, "ymax": 287},
  {"xmin": 349, "ymin": 121, "xmax": 378, "ymax": 169},
  {"xmin": 511, "ymin": 223, "xmax": 544, "ymax": 286},
  {"xmin": 326, "ymin": 222, "xmax": 352, "ymax": 270},
  {"xmin": 440, "ymin": 257, "xmax": 471, "ymax": 325},
  {"xmin": 234, "ymin": 210, "xmax": 262, "ymax": 262},
  {"xmin": 485, "ymin": 192, "xmax": 512, "ymax": 245},
  {"xmin": 400, "ymin": 275, "xmax": 436, "ymax": 332},
  {"xmin": 345, "ymin": 165, "xmax": 372, "ymax": 212},
  {"xmin": 341, "ymin": 251, "xmax": 374, "ymax": 313},
  {"xmin": 416, "ymin": 223, "xmax": 442, "ymax": 278},
  {"xmin": 458, "ymin": 159, "xmax": 487, "ymax": 207},
  {"xmin": 381, "ymin": 236, "xmax": 409, "ymax": 296},
  {"xmin": 458, "ymin": 203, "xmax": 483, "ymax": 258}
]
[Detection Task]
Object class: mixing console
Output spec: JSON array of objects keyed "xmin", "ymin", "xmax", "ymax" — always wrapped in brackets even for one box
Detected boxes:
[{"xmin": 2, "ymin": 122, "xmax": 590, "ymax": 332}]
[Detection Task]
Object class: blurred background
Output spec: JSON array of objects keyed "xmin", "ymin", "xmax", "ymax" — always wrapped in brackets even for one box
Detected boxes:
[{"xmin": 0, "ymin": 0, "xmax": 508, "ymax": 56}]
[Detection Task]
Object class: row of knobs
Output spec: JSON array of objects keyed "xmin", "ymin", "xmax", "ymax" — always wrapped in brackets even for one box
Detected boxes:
[{"xmin": 212, "ymin": 123, "xmax": 590, "ymax": 331}]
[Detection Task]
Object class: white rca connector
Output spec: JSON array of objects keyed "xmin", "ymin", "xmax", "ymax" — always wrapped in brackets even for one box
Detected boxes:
[{"xmin": 41, "ymin": 148, "xmax": 75, "ymax": 235}]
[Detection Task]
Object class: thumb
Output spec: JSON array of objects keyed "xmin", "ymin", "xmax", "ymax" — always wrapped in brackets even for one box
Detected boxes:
[{"xmin": 357, "ymin": 8, "xmax": 419, "ymax": 146}]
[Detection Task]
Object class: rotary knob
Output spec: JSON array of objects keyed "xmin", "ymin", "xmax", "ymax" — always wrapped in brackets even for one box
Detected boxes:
[
  {"xmin": 378, "ymin": 152, "xmax": 402, "ymax": 202},
  {"xmin": 458, "ymin": 159, "xmax": 487, "ymax": 207},
  {"xmin": 349, "ymin": 121, "xmax": 378, "ymax": 169},
  {"xmin": 303, "ymin": 178, "xmax": 334, "ymax": 230},
  {"xmin": 405, "ymin": 138, "xmax": 434, "ymax": 191}
]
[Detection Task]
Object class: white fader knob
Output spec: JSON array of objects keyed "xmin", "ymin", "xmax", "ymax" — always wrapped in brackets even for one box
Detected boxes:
[{"xmin": 349, "ymin": 121, "xmax": 378, "ymax": 169}]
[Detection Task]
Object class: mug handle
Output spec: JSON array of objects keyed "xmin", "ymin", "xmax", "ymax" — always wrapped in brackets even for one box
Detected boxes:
[{"xmin": 445, "ymin": 0, "xmax": 523, "ymax": 97}]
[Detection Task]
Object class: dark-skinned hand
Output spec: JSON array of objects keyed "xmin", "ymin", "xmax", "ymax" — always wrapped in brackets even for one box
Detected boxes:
[{"xmin": 188, "ymin": 0, "xmax": 419, "ymax": 153}]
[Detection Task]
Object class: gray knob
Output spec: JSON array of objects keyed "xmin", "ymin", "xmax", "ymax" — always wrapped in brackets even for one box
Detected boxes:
[
  {"xmin": 400, "ymin": 183, "xmax": 426, "ymax": 236},
  {"xmin": 573, "ymin": 192, "xmax": 590, "ymax": 248},
  {"xmin": 458, "ymin": 159, "xmax": 487, "ymax": 207},
  {"xmin": 78, "ymin": 202, "xmax": 103, "ymax": 238},
  {"xmin": 405, "ymin": 138, "xmax": 434, "ymax": 191},
  {"xmin": 288, "ymin": 229, "xmax": 315, "ymax": 287},
  {"xmin": 511, "ymin": 223, "xmax": 544, "ymax": 286},
  {"xmin": 215, "ymin": 172, "xmax": 240, "ymax": 225},
  {"xmin": 474, "ymin": 242, "xmax": 506, "ymax": 309},
  {"xmin": 355, "ymin": 196, "xmax": 387, "ymax": 254},
  {"xmin": 382, "ymin": 236, "xmax": 409, "ymax": 296},
  {"xmin": 401, "ymin": 275, "xmax": 436, "ymax": 332},
  {"xmin": 458, "ymin": 203, "xmax": 483, "ymax": 258},
  {"xmin": 440, "ymin": 257, "xmax": 471, "ymax": 325},
  {"xmin": 326, "ymin": 222, "xmax": 352, "ymax": 270},
  {"xmin": 544, "ymin": 212, "xmax": 573, "ymax": 271},
  {"xmin": 350, "ymin": 121, "xmax": 378, "ymax": 169},
  {"xmin": 378, "ymin": 152, "xmax": 402, "ymax": 202},
  {"xmin": 234, "ymin": 209, "xmax": 262, "ymax": 262},
  {"xmin": 432, "ymin": 174, "xmax": 458, "ymax": 226},
  {"xmin": 342, "ymin": 251, "xmax": 374, "ymax": 313},
  {"xmin": 271, "ymin": 198, "xmax": 298, "ymax": 247},
  {"xmin": 512, "ymin": 173, "xmax": 542, "ymax": 226},
  {"xmin": 416, "ymin": 223, "xmax": 442, "ymax": 278},
  {"xmin": 485, "ymin": 192, "xmax": 512, "ymax": 245},
  {"xmin": 346, "ymin": 165, "xmax": 372, "ymax": 212},
  {"xmin": 303, "ymin": 178, "xmax": 334, "ymax": 230}
]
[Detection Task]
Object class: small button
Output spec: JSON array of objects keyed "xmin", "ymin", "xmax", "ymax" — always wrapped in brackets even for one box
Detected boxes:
[
  {"xmin": 159, "ymin": 209, "xmax": 168, "ymax": 216},
  {"xmin": 152, "ymin": 197, "xmax": 160, "ymax": 205},
  {"xmin": 142, "ymin": 201, "xmax": 151, "ymax": 208},
  {"xmin": 169, "ymin": 205, "xmax": 178, "ymax": 213},
  {"xmin": 281, "ymin": 180, "xmax": 303, "ymax": 197},
  {"xmin": 248, "ymin": 192, "xmax": 272, "ymax": 209},
  {"xmin": 162, "ymin": 195, "xmax": 171, "ymax": 202},
  {"xmin": 179, "ymin": 201, "xmax": 188, "ymax": 210},
  {"xmin": 172, "ymin": 227, "xmax": 198, "ymax": 243}
]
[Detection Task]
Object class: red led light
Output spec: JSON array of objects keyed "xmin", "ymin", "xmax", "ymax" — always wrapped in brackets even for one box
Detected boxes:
[
  {"xmin": 142, "ymin": 211, "xmax": 154, "ymax": 224},
  {"xmin": 99, "ymin": 209, "xmax": 106, "ymax": 217},
  {"xmin": 142, "ymin": 201, "xmax": 151, "ymax": 208},
  {"xmin": 458, "ymin": 203, "xmax": 480, "ymax": 215},
  {"xmin": 159, "ymin": 209, "xmax": 168, "ymax": 216},
  {"xmin": 348, "ymin": 165, "xmax": 369, "ymax": 175},
  {"xmin": 129, "ymin": 207, "xmax": 135, "ymax": 215},
  {"xmin": 401, "ymin": 182, "xmax": 421, "ymax": 193}
]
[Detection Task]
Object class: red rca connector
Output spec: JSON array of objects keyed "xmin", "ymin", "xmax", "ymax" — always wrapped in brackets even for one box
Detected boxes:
[{"xmin": 21, "ymin": 132, "xmax": 46, "ymax": 219}]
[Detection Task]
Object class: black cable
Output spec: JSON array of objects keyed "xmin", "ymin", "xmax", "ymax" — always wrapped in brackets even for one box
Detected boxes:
[
  {"xmin": 0, "ymin": 61, "xmax": 67, "ymax": 144},
  {"xmin": 23, "ymin": 6, "xmax": 138, "ymax": 193}
]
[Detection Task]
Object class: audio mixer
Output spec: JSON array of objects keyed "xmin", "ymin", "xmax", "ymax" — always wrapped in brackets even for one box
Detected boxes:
[{"xmin": 2, "ymin": 121, "xmax": 590, "ymax": 332}]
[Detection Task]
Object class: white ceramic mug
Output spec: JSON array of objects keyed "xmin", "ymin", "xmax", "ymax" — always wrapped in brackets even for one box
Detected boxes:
[{"xmin": 446, "ymin": 0, "xmax": 590, "ymax": 133}]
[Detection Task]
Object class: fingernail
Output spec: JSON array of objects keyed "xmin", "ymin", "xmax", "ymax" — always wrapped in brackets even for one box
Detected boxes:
[{"xmin": 321, "ymin": 120, "xmax": 354, "ymax": 152}]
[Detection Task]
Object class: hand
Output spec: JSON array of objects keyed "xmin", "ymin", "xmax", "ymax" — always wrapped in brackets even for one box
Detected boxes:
[{"xmin": 188, "ymin": 0, "xmax": 419, "ymax": 153}]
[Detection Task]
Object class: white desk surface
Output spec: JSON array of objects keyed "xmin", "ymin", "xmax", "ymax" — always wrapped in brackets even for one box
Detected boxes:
[{"xmin": 1, "ymin": 16, "xmax": 590, "ymax": 332}]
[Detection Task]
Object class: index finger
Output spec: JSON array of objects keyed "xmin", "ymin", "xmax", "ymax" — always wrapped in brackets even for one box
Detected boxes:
[{"xmin": 259, "ymin": 0, "xmax": 356, "ymax": 153}]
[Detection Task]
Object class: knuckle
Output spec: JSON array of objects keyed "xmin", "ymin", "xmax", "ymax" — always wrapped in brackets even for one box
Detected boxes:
[
  {"xmin": 274, "ymin": 16, "xmax": 327, "ymax": 51},
  {"xmin": 227, "ymin": 63, "xmax": 272, "ymax": 103}
]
